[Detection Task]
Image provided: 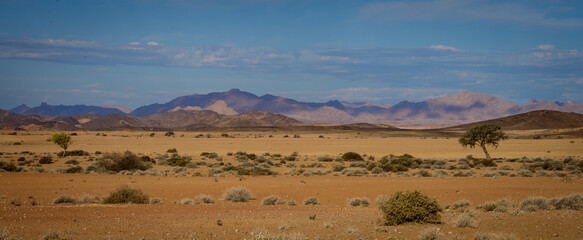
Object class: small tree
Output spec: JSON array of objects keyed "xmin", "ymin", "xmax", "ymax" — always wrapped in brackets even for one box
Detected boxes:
[
  {"xmin": 459, "ymin": 124, "xmax": 508, "ymax": 160},
  {"xmin": 51, "ymin": 132, "xmax": 72, "ymax": 157}
]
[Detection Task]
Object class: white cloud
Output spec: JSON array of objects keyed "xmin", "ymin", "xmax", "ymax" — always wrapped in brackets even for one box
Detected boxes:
[
  {"xmin": 536, "ymin": 44, "xmax": 555, "ymax": 50},
  {"xmin": 146, "ymin": 41, "xmax": 160, "ymax": 46},
  {"xmin": 430, "ymin": 45, "xmax": 463, "ymax": 52}
]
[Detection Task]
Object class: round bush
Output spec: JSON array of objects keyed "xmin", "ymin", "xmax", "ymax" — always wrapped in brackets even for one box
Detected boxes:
[
  {"xmin": 101, "ymin": 185, "xmax": 149, "ymax": 204},
  {"xmin": 261, "ymin": 195, "xmax": 283, "ymax": 205},
  {"xmin": 379, "ymin": 191, "xmax": 442, "ymax": 225},
  {"xmin": 341, "ymin": 152, "xmax": 363, "ymax": 161},
  {"xmin": 303, "ymin": 197, "xmax": 320, "ymax": 205},
  {"xmin": 222, "ymin": 187, "xmax": 255, "ymax": 202}
]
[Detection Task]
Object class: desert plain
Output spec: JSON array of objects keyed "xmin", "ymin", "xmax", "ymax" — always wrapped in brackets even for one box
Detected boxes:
[{"xmin": 1, "ymin": 130, "xmax": 583, "ymax": 239}]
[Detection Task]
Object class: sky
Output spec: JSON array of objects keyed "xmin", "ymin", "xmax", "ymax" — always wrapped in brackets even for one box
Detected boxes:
[{"xmin": 1, "ymin": 0, "xmax": 582, "ymax": 110}]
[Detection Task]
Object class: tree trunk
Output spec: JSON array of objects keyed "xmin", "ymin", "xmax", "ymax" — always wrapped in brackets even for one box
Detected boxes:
[{"xmin": 480, "ymin": 144, "xmax": 491, "ymax": 160}]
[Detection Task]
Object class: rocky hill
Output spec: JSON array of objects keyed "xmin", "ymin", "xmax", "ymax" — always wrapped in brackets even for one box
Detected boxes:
[{"xmin": 446, "ymin": 110, "xmax": 583, "ymax": 131}]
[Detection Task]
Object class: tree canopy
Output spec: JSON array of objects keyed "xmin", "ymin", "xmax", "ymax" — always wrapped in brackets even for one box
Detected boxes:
[
  {"xmin": 51, "ymin": 132, "xmax": 72, "ymax": 157},
  {"xmin": 459, "ymin": 124, "xmax": 508, "ymax": 160}
]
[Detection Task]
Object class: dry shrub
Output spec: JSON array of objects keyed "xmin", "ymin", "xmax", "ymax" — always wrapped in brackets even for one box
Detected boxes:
[
  {"xmin": 222, "ymin": 187, "xmax": 255, "ymax": 202},
  {"xmin": 549, "ymin": 193, "xmax": 583, "ymax": 210},
  {"xmin": 42, "ymin": 231, "xmax": 61, "ymax": 240},
  {"xmin": 196, "ymin": 194, "xmax": 215, "ymax": 204},
  {"xmin": 454, "ymin": 211, "xmax": 478, "ymax": 228},
  {"xmin": 379, "ymin": 191, "xmax": 442, "ymax": 225},
  {"xmin": 251, "ymin": 228, "xmax": 304, "ymax": 240},
  {"xmin": 375, "ymin": 194, "xmax": 389, "ymax": 207},
  {"xmin": 479, "ymin": 198, "xmax": 515, "ymax": 213},
  {"xmin": 53, "ymin": 195, "xmax": 78, "ymax": 204},
  {"xmin": 101, "ymin": 185, "xmax": 149, "ymax": 204},
  {"xmin": 474, "ymin": 232, "xmax": 515, "ymax": 240},
  {"xmin": 519, "ymin": 196, "xmax": 549, "ymax": 211},
  {"xmin": 78, "ymin": 195, "xmax": 100, "ymax": 204},
  {"xmin": 0, "ymin": 227, "xmax": 15, "ymax": 240},
  {"xmin": 303, "ymin": 197, "xmax": 320, "ymax": 205},
  {"xmin": 176, "ymin": 198, "xmax": 194, "ymax": 205},
  {"xmin": 261, "ymin": 195, "xmax": 284, "ymax": 206},
  {"xmin": 347, "ymin": 197, "xmax": 370, "ymax": 207},
  {"xmin": 419, "ymin": 227, "xmax": 444, "ymax": 240},
  {"xmin": 451, "ymin": 199, "xmax": 471, "ymax": 210},
  {"xmin": 149, "ymin": 198, "xmax": 162, "ymax": 204}
]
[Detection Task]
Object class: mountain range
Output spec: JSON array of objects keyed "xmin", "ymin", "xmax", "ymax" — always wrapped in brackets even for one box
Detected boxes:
[
  {"xmin": 7, "ymin": 89, "xmax": 583, "ymax": 127},
  {"xmin": 0, "ymin": 109, "xmax": 301, "ymax": 131}
]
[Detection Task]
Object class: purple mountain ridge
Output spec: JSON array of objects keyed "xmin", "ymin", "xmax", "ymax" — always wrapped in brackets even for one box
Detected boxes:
[{"xmin": 7, "ymin": 89, "xmax": 583, "ymax": 127}]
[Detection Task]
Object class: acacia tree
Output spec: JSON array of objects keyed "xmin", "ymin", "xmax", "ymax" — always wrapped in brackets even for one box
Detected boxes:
[
  {"xmin": 459, "ymin": 124, "xmax": 508, "ymax": 160},
  {"xmin": 51, "ymin": 132, "xmax": 72, "ymax": 157}
]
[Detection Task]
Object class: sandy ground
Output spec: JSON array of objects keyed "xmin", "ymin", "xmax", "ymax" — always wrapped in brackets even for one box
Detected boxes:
[
  {"xmin": 2, "ymin": 131, "xmax": 582, "ymax": 160},
  {"xmin": 1, "ymin": 174, "xmax": 583, "ymax": 239},
  {"xmin": 1, "ymin": 131, "xmax": 583, "ymax": 239}
]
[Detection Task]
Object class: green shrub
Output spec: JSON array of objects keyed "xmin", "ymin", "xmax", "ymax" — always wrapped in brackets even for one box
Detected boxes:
[
  {"xmin": 200, "ymin": 152, "xmax": 218, "ymax": 159},
  {"xmin": 222, "ymin": 187, "xmax": 255, "ymax": 202},
  {"xmin": 166, "ymin": 148, "xmax": 178, "ymax": 153},
  {"xmin": 64, "ymin": 159, "xmax": 79, "ymax": 165},
  {"xmin": 166, "ymin": 156, "xmax": 190, "ymax": 167},
  {"xmin": 377, "ymin": 154, "xmax": 421, "ymax": 172},
  {"xmin": 303, "ymin": 197, "xmax": 320, "ymax": 205},
  {"xmin": 102, "ymin": 185, "xmax": 149, "ymax": 204},
  {"xmin": 39, "ymin": 156, "xmax": 54, "ymax": 164},
  {"xmin": 379, "ymin": 191, "xmax": 442, "ymax": 225},
  {"xmin": 0, "ymin": 161, "xmax": 22, "ymax": 172},
  {"xmin": 341, "ymin": 152, "xmax": 363, "ymax": 161},
  {"xmin": 65, "ymin": 166, "xmax": 83, "ymax": 173},
  {"xmin": 164, "ymin": 131, "xmax": 175, "ymax": 137},
  {"xmin": 89, "ymin": 151, "xmax": 152, "ymax": 173},
  {"xmin": 57, "ymin": 150, "xmax": 89, "ymax": 157},
  {"xmin": 261, "ymin": 195, "xmax": 284, "ymax": 206}
]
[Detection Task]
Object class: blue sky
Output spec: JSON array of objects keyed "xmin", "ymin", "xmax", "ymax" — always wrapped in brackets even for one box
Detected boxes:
[{"xmin": 1, "ymin": 0, "xmax": 582, "ymax": 109}]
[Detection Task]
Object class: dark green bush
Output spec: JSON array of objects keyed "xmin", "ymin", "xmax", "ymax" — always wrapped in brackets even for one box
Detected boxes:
[
  {"xmin": 89, "ymin": 151, "xmax": 152, "ymax": 173},
  {"xmin": 0, "ymin": 161, "xmax": 23, "ymax": 172},
  {"xmin": 166, "ymin": 148, "xmax": 178, "ymax": 153},
  {"xmin": 57, "ymin": 150, "xmax": 89, "ymax": 157},
  {"xmin": 39, "ymin": 156, "xmax": 54, "ymax": 164},
  {"xmin": 527, "ymin": 159, "xmax": 564, "ymax": 172},
  {"xmin": 341, "ymin": 152, "xmax": 363, "ymax": 161},
  {"xmin": 164, "ymin": 131, "xmax": 175, "ymax": 137},
  {"xmin": 377, "ymin": 154, "xmax": 421, "ymax": 172},
  {"xmin": 65, "ymin": 166, "xmax": 83, "ymax": 173},
  {"xmin": 167, "ymin": 157, "xmax": 190, "ymax": 167},
  {"xmin": 379, "ymin": 191, "xmax": 442, "ymax": 225},
  {"xmin": 102, "ymin": 185, "xmax": 149, "ymax": 204}
]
